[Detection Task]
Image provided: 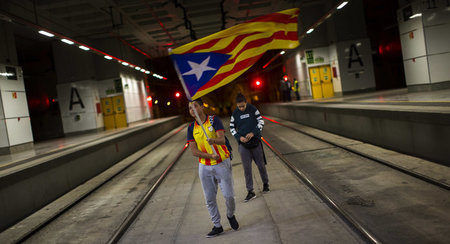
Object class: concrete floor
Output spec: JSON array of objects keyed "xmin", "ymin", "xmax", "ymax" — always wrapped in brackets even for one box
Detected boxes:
[{"xmin": 118, "ymin": 132, "xmax": 363, "ymax": 244}]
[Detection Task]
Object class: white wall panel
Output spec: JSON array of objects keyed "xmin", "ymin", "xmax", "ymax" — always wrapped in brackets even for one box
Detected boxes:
[
  {"xmin": 336, "ymin": 38, "xmax": 376, "ymax": 92},
  {"xmin": 403, "ymin": 57, "xmax": 430, "ymax": 85},
  {"xmin": 422, "ymin": 1, "xmax": 450, "ymax": 26},
  {"xmin": 61, "ymin": 112, "xmax": 97, "ymax": 134},
  {"xmin": 0, "ymin": 65, "xmax": 25, "ymax": 91},
  {"xmin": 429, "ymin": 53, "xmax": 450, "ymax": 83},
  {"xmin": 328, "ymin": 44, "xmax": 342, "ymax": 93},
  {"xmin": 57, "ymin": 80, "xmax": 98, "ymax": 133},
  {"xmin": 97, "ymin": 78, "xmax": 121, "ymax": 97},
  {"xmin": 397, "ymin": 5, "xmax": 422, "ymax": 34},
  {"xmin": 0, "ymin": 92, "xmax": 4, "ymax": 119},
  {"xmin": 121, "ymin": 74, "xmax": 150, "ymax": 123},
  {"xmin": 400, "ymin": 28, "xmax": 426, "ymax": 59},
  {"xmin": 57, "ymin": 81, "xmax": 96, "ymax": 117},
  {"xmin": 5, "ymin": 117, "xmax": 33, "ymax": 146},
  {"xmin": 425, "ymin": 23, "xmax": 450, "ymax": 55},
  {"xmin": 0, "ymin": 119, "xmax": 8, "ymax": 147},
  {"xmin": 305, "ymin": 47, "xmax": 330, "ymax": 66},
  {"xmin": 1, "ymin": 91, "xmax": 29, "ymax": 118}
]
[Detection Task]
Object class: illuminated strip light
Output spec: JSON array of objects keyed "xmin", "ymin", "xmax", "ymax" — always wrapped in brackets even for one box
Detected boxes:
[
  {"xmin": 0, "ymin": 11, "xmax": 167, "ymax": 78},
  {"xmin": 140, "ymin": 69, "xmax": 146, "ymax": 73},
  {"xmin": 152, "ymin": 73, "xmax": 164, "ymax": 79},
  {"xmin": 306, "ymin": 28, "xmax": 314, "ymax": 34},
  {"xmin": 409, "ymin": 13, "xmax": 422, "ymax": 19},
  {"xmin": 121, "ymin": 62, "xmax": 129, "ymax": 66},
  {"xmin": 61, "ymin": 39, "xmax": 74, "ymax": 45},
  {"xmin": 135, "ymin": 66, "xmax": 141, "ymax": 71},
  {"xmin": 38, "ymin": 30, "xmax": 54, "ymax": 37},
  {"xmin": 79, "ymin": 45, "xmax": 90, "ymax": 51},
  {"xmin": 337, "ymin": 1, "xmax": 348, "ymax": 9},
  {"xmin": 0, "ymin": 72, "xmax": 15, "ymax": 77},
  {"xmin": 145, "ymin": 71, "xmax": 150, "ymax": 74},
  {"xmin": 280, "ymin": 51, "xmax": 285, "ymax": 55}
]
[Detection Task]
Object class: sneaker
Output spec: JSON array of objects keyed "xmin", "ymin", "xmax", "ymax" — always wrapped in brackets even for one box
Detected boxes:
[
  {"xmin": 206, "ymin": 226, "xmax": 223, "ymax": 238},
  {"xmin": 244, "ymin": 191, "xmax": 256, "ymax": 202},
  {"xmin": 263, "ymin": 184, "xmax": 270, "ymax": 193},
  {"xmin": 227, "ymin": 215, "xmax": 239, "ymax": 230}
]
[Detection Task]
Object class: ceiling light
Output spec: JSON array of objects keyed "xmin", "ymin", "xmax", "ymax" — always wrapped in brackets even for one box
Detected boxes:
[
  {"xmin": 104, "ymin": 55, "xmax": 113, "ymax": 60},
  {"xmin": 140, "ymin": 69, "xmax": 145, "ymax": 72},
  {"xmin": 135, "ymin": 66, "xmax": 141, "ymax": 70},
  {"xmin": 38, "ymin": 30, "xmax": 54, "ymax": 37},
  {"xmin": 145, "ymin": 71, "xmax": 150, "ymax": 74},
  {"xmin": 337, "ymin": 1, "xmax": 348, "ymax": 9},
  {"xmin": 280, "ymin": 51, "xmax": 286, "ymax": 55},
  {"xmin": 121, "ymin": 62, "xmax": 129, "ymax": 66},
  {"xmin": 61, "ymin": 39, "xmax": 74, "ymax": 45},
  {"xmin": 409, "ymin": 13, "xmax": 422, "ymax": 19},
  {"xmin": 0, "ymin": 72, "xmax": 14, "ymax": 77},
  {"xmin": 306, "ymin": 28, "xmax": 314, "ymax": 34},
  {"xmin": 79, "ymin": 45, "xmax": 89, "ymax": 51}
]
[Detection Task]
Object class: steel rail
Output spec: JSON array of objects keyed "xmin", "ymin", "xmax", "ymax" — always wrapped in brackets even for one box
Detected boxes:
[
  {"xmin": 16, "ymin": 124, "xmax": 187, "ymax": 244},
  {"xmin": 107, "ymin": 142, "xmax": 189, "ymax": 244},
  {"xmin": 261, "ymin": 137, "xmax": 381, "ymax": 244}
]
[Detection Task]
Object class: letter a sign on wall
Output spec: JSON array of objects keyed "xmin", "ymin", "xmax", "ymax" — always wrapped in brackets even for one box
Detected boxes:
[
  {"xmin": 69, "ymin": 87, "xmax": 85, "ymax": 110},
  {"xmin": 348, "ymin": 44, "xmax": 364, "ymax": 69}
]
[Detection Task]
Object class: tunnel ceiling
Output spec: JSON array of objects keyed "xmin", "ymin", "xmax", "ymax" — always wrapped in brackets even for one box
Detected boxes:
[{"xmin": 0, "ymin": 0, "xmax": 325, "ymax": 58}]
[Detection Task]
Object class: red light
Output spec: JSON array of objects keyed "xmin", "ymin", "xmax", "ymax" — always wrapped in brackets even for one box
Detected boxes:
[
  {"xmin": 175, "ymin": 92, "xmax": 181, "ymax": 98},
  {"xmin": 283, "ymin": 75, "xmax": 288, "ymax": 81},
  {"xmin": 255, "ymin": 80, "xmax": 261, "ymax": 86},
  {"xmin": 147, "ymin": 96, "xmax": 152, "ymax": 102}
]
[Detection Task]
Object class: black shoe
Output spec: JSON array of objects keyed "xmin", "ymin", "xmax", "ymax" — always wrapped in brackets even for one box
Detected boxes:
[
  {"xmin": 263, "ymin": 184, "xmax": 270, "ymax": 193},
  {"xmin": 244, "ymin": 191, "xmax": 256, "ymax": 202},
  {"xmin": 227, "ymin": 215, "xmax": 239, "ymax": 230},
  {"xmin": 206, "ymin": 226, "xmax": 223, "ymax": 238}
]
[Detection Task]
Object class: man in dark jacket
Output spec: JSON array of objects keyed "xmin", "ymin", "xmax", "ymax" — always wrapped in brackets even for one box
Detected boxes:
[{"xmin": 230, "ymin": 93, "xmax": 269, "ymax": 202}]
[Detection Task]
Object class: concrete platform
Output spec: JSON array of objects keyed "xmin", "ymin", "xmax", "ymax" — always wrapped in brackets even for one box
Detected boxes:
[
  {"xmin": 0, "ymin": 116, "xmax": 183, "ymax": 232},
  {"xmin": 260, "ymin": 88, "xmax": 450, "ymax": 166}
]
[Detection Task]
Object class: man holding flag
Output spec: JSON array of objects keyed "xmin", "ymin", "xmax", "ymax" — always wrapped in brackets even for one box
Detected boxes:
[{"xmin": 171, "ymin": 8, "xmax": 299, "ymax": 238}]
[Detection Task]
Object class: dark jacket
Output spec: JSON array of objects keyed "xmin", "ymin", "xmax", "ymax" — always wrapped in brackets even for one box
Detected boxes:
[{"xmin": 230, "ymin": 104, "xmax": 264, "ymax": 143}]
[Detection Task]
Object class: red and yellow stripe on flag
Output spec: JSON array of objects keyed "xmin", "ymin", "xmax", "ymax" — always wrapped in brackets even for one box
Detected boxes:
[{"xmin": 170, "ymin": 8, "xmax": 299, "ymax": 100}]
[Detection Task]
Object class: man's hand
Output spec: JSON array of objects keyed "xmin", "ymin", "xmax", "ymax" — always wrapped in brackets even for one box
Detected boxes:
[
  {"xmin": 207, "ymin": 138, "xmax": 215, "ymax": 145},
  {"xmin": 240, "ymin": 136, "xmax": 248, "ymax": 143},
  {"xmin": 211, "ymin": 154, "xmax": 220, "ymax": 160},
  {"xmin": 245, "ymin": 132, "xmax": 254, "ymax": 140}
]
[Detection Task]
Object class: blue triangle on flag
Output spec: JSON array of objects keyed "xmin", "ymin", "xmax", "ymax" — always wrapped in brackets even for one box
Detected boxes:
[{"xmin": 171, "ymin": 52, "xmax": 231, "ymax": 97}]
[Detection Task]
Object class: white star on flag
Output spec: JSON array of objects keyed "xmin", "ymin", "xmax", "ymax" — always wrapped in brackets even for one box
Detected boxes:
[{"xmin": 182, "ymin": 56, "xmax": 216, "ymax": 81}]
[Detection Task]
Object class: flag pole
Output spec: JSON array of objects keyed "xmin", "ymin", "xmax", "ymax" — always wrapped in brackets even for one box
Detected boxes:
[{"xmin": 169, "ymin": 50, "xmax": 218, "ymax": 155}]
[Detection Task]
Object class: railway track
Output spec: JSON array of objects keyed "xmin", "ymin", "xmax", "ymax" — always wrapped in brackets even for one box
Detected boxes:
[
  {"xmin": 12, "ymin": 117, "xmax": 450, "ymax": 243},
  {"xmin": 263, "ymin": 116, "xmax": 450, "ymax": 190},
  {"xmin": 262, "ymin": 116, "xmax": 450, "ymax": 243}
]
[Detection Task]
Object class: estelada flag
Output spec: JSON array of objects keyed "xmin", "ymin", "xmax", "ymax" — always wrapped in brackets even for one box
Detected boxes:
[{"xmin": 170, "ymin": 8, "xmax": 299, "ymax": 100}]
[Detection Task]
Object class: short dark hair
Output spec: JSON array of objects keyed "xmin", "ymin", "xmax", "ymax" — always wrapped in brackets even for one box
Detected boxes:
[
  {"xmin": 236, "ymin": 93, "xmax": 246, "ymax": 103},
  {"xmin": 192, "ymin": 98, "xmax": 203, "ymax": 106}
]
